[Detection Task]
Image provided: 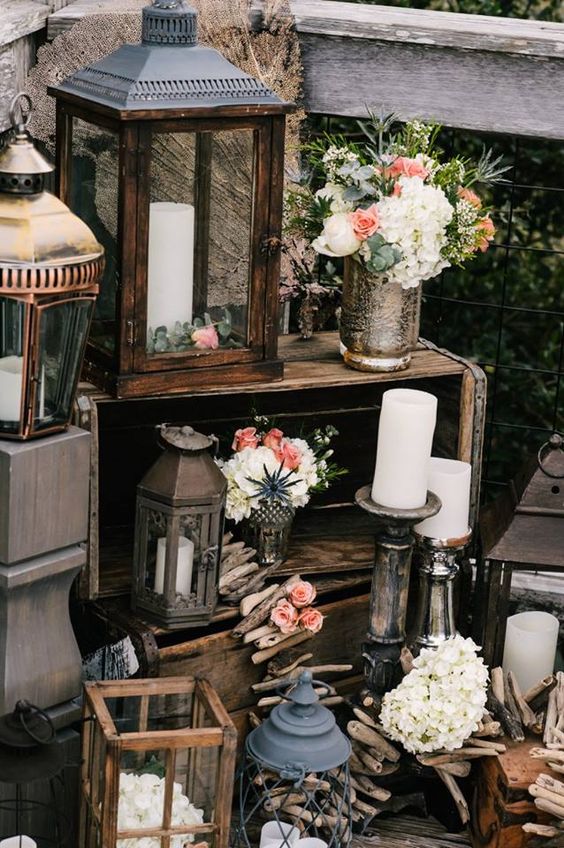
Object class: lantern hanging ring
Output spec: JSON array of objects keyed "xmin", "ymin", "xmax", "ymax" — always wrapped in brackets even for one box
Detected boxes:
[
  {"xmin": 9, "ymin": 91, "xmax": 32, "ymax": 131},
  {"xmin": 16, "ymin": 700, "xmax": 56, "ymax": 745},
  {"xmin": 537, "ymin": 433, "xmax": 564, "ymax": 479}
]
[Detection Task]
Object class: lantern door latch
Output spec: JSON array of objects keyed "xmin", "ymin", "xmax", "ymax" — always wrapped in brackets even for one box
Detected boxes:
[
  {"xmin": 260, "ymin": 235, "xmax": 281, "ymax": 257},
  {"xmin": 126, "ymin": 320, "xmax": 138, "ymax": 347}
]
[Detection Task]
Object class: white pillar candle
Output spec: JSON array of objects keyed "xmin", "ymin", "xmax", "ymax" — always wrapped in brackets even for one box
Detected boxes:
[
  {"xmin": 259, "ymin": 822, "xmax": 300, "ymax": 848},
  {"xmin": 0, "ymin": 838, "xmax": 37, "ymax": 848},
  {"xmin": 415, "ymin": 458, "xmax": 471, "ymax": 539},
  {"xmin": 147, "ymin": 202, "xmax": 194, "ymax": 332},
  {"xmin": 0, "ymin": 355, "xmax": 23, "ymax": 421},
  {"xmin": 371, "ymin": 388, "xmax": 437, "ymax": 509},
  {"xmin": 503, "ymin": 611, "xmax": 559, "ymax": 693},
  {"xmin": 154, "ymin": 536, "xmax": 194, "ymax": 597}
]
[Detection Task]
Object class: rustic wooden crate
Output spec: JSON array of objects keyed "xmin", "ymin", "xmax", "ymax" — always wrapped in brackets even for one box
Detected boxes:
[
  {"xmin": 73, "ymin": 332, "xmax": 486, "ymax": 601},
  {"xmin": 470, "ymin": 739, "xmax": 551, "ymax": 848}
]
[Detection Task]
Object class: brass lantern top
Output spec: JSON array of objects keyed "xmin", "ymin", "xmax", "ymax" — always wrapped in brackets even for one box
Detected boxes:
[
  {"xmin": 0, "ymin": 94, "xmax": 103, "ymax": 292},
  {"xmin": 481, "ymin": 433, "xmax": 564, "ymax": 569}
]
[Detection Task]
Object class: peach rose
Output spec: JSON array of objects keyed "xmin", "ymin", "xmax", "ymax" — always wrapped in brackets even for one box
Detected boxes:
[
  {"xmin": 299, "ymin": 607, "xmax": 324, "ymax": 634},
  {"xmin": 231, "ymin": 427, "xmax": 259, "ymax": 452},
  {"xmin": 386, "ymin": 156, "xmax": 429, "ymax": 180},
  {"xmin": 457, "ymin": 186, "xmax": 482, "ymax": 209},
  {"xmin": 270, "ymin": 599, "xmax": 299, "ymax": 634},
  {"xmin": 279, "ymin": 440, "xmax": 302, "ymax": 471},
  {"xmin": 192, "ymin": 325, "xmax": 219, "ymax": 350},
  {"xmin": 392, "ymin": 181, "xmax": 402, "ymax": 197},
  {"xmin": 349, "ymin": 205, "xmax": 380, "ymax": 241},
  {"xmin": 263, "ymin": 428, "xmax": 284, "ymax": 452},
  {"xmin": 476, "ymin": 216, "xmax": 495, "ymax": 252},
  {"xmin": 288, "ymin": 580, "xmax": 317, "ymax": 609}
]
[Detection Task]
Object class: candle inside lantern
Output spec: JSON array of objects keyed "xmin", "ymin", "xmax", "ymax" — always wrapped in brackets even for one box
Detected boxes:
[
  {"xmin": 154, "ymin": 536, "xmax": 194, "ymax": 597},
  {"xmin": 259, "ymin": 822, "xmax": 300, "ymax": 848},
  {"xmin": 371, "ymin": 388, "xmax": 437, "ymax": 509},
  {"xmin": 0, "ymin": 355, "xmax": 23, "ymax": 422},
  {"xmin": 147, "ymin": 202, "xmax": 194, "ymax": 334},
  {"xmin": 502, "ymin": 611, "xmax": 559, "ymax": 693},
  {"xmin": 0, "ymin": 838, "xmax": 37, "ymax": 848},
  {"xmin": 415, "ymin": 458, "xmax": 471, "ymax": 539}
]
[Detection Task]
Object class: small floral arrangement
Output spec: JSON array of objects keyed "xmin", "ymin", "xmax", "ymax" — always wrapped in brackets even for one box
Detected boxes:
[
  {"xmin": 220, "ymin": 423, "xmax": 345, "ymax": 523},
  {"xmin": 380, "ymin": 636, "xmax": 489, "ymax": 754},
  {"xmin": 270, "ymin": 579, "xmax": 324, "ymax": 635},
  {"xmin": 285, "ymin": 115, "xmax": 508, "ymax": 290},
  {"xmin": 147, "ymin": 308, "xmax": 243, "ymax": 354},
  {"xmin": 117, "ymin": 772, "xmax": 204, "ymax": 848}
]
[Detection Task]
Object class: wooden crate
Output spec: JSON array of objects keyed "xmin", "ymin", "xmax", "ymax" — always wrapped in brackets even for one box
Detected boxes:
[
  {"xmin": 470, "ymin": 739, "xmax": 551, "ymax": 848},
  {"xmin": 74, "ymin": 332, "xmax": 486, "ymax": 601}
]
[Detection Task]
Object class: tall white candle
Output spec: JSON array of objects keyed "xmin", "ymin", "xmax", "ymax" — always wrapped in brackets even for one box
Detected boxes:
[
  {"xmin": 154, "ymin": 536, "xmax": 194, "ymax": 597},
  {"xmin": 0, "ymin": 355, "xmax": 23, "ymax": 422},
  {"xmin": 0, "ymin": 838, "xmax": 37, "ymax": 848},
  {"xmin": 415, "ymin": 458, "xmax": 471, "ymax": 539},
  {"xmin": 502, "ymin": 611, "xmax": 559, "ymax": 693},
  {"xmin": 371, "ymin": 388, "xmax": 437, "ymax": 509},
  {"xmin": 147, "ymin": 202, "xmax": 194, "ymax": 332}
]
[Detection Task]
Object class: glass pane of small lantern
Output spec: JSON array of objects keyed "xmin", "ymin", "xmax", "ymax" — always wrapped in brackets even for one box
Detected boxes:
[
  {"xmin": 70, "ymin": 119, "xmax": 119, "ymax": 356},
  {"xmin": 0, "ymin": 296, "xmax": 26, "ymax": 433},
  {"xmin": 34, "ymin": 298, "xmax": 94, "ymax": 432},
  {"xmin": 146, "ymin": 130, "xmax": 254, "ymax": 356},
  {"xmin": 142, "ymin": 508, "xmax": 200, "ymax": 601}
]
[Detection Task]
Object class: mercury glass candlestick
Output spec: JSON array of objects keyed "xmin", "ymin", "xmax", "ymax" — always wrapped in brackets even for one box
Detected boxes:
[
  {"xmin": 355, "ymin": 485, "xmax": 441, "ymax": 698},
  {"xmin": 410, "ymin": 529, "xmax": 472, "ymax": 655}
]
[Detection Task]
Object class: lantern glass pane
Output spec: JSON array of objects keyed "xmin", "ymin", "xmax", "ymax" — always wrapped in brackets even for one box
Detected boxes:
[
  {"xmin": 34, "ymin": 298, "xmax": 94, "ymax": 432},
  {"xmin": 0, "ymin": 296, "xmax": 26, "ymax": 432},
  {"xmin": 70, "ymin": 119, "xmax": 119, "ymax": 356},
  {"xmin": 143, "ymin": 509, "xmax": 200, "ymax": 600},
  {"xmin": 146, "ymin": 129, "xmax": 255, "ymax": 356}
]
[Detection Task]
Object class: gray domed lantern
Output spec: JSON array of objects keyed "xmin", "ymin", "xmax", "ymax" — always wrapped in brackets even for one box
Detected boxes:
[
  {"xmin": 49, "ymin": 1, "xmax": 293, "ymax": 399},
  {"xmin": 236, "ymin": 672, "xmax": 352, "ymax": 848}
]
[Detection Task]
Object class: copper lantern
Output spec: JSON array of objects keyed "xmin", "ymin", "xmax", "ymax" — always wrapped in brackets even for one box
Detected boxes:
[
  {"xmin": 50, "ymin": 0, "xmax": 292, "ymax": 399},
  {"xmin": 132, "ymin": 424, "xmax": 227, "ymax": 629},
  {"xmin": 0, "ymin": 94, "xmax": 103, "ymax": 440}
]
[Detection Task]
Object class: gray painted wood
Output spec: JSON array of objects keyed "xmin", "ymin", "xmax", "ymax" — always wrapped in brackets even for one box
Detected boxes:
[
  {"xmin": 47, "ymin": 0, "xmax": 144, "ymax": 39},
  {"xmin": 0, "ymin": 1, "xmax": 49, "ymax": 131},
  {"xmin": 0, "ymin": 426, "xmax": 91, "ymax": 565}
]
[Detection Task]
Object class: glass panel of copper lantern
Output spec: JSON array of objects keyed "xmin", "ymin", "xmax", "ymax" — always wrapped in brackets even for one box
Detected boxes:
[
  {"xmin": 0, "ymin": 296, "xmax": 27, "ymax": 434},
  {"xmin": 70, "ymin": 119, "xmax": 119, "ymax": 357},
  {"xmin": 145, "ymin": 129, "xmax": 255, "ymax": 357}
]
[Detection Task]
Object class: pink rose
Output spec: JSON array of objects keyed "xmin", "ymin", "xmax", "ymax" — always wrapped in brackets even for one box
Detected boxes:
[
  {"xmin": 349, "ymin": 205, "xmax": 380, "ymax": 241},
  {"xmin": 279, "ymin": 440, "xmax": 302, "ymax": 471},
  {"xmin": 299, "ymin": 607, "xmax": 324, "ymax": 634},
  {"xmin": 232, "ymin": 427, "xmax": 259, "ymax": 452},
  {"xmin": 457, "ymin": 186, "xmax": 482, "ymax": 209},
  {"xmin": 476, "ymin": 216, "xmax": 495, "ymax": 252},
  {"xmin": 386, "ymin": 156, "xmax": 429, "ymax": 180},
  {"xmin": 192, "ymin": 325, "xmax": 219, "ymax": 350},
  {"xmin": 288, "ymin": 580, "xmax": 317, "ymax": 608},
  {"xmin": 392, "ymin": 182, "xmax": 402, "ymax": 197},
  {"xmin": 270, "ymin": 599, "xmax": 299, "ymax": 634},
  {"xmin": 263, "ymin": 428, "xmax": 284, "ymax": 452}
]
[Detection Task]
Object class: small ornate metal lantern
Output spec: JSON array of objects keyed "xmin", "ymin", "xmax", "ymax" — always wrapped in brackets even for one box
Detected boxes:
[
  {"xmin": 479, "ymin": 433, "xmax": 564, "ymax": 666},
  {"xmin": 132, "ymin": 424, "xmax": 227, "ymax": 629},
  {"xmin": 50, "ymin": 0, "xmax": 292, "ymax": 399},
  {"xmin": 0, "ymin": 701, "xmax": 69, "ymax": 846},
  {"xmin": 80, "ymin": 676, "xmax": 237, "ymax": 848},
  {"xmin": 0, "ymin": 94, "xmax": 103, "ymax": 439},
  {"xmin": 236, "ymin": 671, "xmax": 352, "ymax": 848}
]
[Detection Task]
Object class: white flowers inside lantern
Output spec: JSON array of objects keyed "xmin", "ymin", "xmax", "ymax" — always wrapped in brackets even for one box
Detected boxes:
[{"xmin": 117, "ymin": 773, "xmax": 204, "ymax": 848}]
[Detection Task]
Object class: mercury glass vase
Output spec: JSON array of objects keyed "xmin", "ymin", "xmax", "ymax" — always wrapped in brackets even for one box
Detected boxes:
[
  {"xmin": 340, "ymin": 258, "xmax": 422, "ymax": 372},
  {"xmin": 242, "ymin": 500, "xmax": 295, "ymax": 566}
]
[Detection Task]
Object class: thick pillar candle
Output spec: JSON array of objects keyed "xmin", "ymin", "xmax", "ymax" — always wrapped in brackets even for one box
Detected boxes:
[
  {"xmin": 415, "ymin": 458, "xmax": 471, "ymax": 539},
  {"xmin": 147, "ymin": 202, "xmax": 194, "ymax": 333},
  {"xmin": 0, "ymin": 355, "xmax": 23, "ymax": 421},
  {"xmin": 371, "ymin": 388, "xmax": 437, "ymax": 509},
  {"xmin": 154, "ymin": 536, "xmax": 194, "ymax": 597},
  {"xmin": 0, "ymin": 838, "xmax": 37, "ymax": 848},
  {"xmin": 503, "ymin": 611, "xmax": 559, "ymax": 693}
]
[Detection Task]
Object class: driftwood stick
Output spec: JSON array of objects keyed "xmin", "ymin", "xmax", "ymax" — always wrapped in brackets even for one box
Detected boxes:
[
  {"xmin": 530, "ymin": 784, "xmax": 564, "ymax": 809},
  {"xmin": 473, "ymin": 721, "xmax": 502, "ymax": 738},
  {"xmin": 220, "ymin": 547, "xmax": 257, "ymax": 576},
  {"xmin": 536, "ymin": 774, "xmax": 564, "ymax": 797},
  {"xmin": 248, "ymin": 712, "xmax": 262, "ymax": 729},
  {"xmin": 508, "ymin": 671, "xmax": 538, "ymax": 729},
  {"xmin": 522, "ymin": 823, "xmax": 561, "ymax": 838},
  {"xmin": 545, "ymin": 688, "xmax": 559, "ymax": 746},
  {"xmin": 257, "ymin": 685, "xmax": 336, "ymax": 708},
  {"xmin": 488, "ymin": 691, "xmax": 525, "ymax": 742},
  {"xmin": 251, "ymin": 630, "xmax": 313, "ymax": 664},
  {"xmin": 491, "ymin": 667, "xmax": 505, "ymax": 705},
  {"xmin": 240, "ymin": 583, "xmax": 279, "ymax": 617},
  {"xmin": 466, "ymin": 737, "xmax": 507, "ymax": 754},
  {"xmin": 505, "ymin": 672, "xmax": 526, "ymax": 726},
  {"xmin": 232, "ymin": 561, "xmax": 284, "ymax": 600},
  {"xmin": 400, "ymin": 646, "xmax": 414, "ymax": 674},
  {"xmin": 530, "ymin": 749, "xmax": 564, "ymax": 763},
  {"xmin": 549, "ymin": 762, "xmax": 564, "ymax": 775},
  {"xmin": 222, "ymin": 531, "xmax": 233, "ymax": 546},
  {"xmin": 525, "ymin": 675, "xmax": 557, "ymax": 707},
  {"xmin": 352, "ymin": 706, "xmax": 379, "ymax": 730},
  {"xmin": 352, "ymin": 773, "xmax": 391, "ymax": 802},
  {"xmin": 267, "ymin": 649, "xmax": 313, "ymax": 677},
  {"xmin": 535, "ymin": 798, "xmax": 564, "ymax": 820},
  {"xmin": 435, "ymin": 768, "xmax": 470, "ymax": 825},
  {"xmin": 242, "ymin": 624, "xmax": 277, "ymax": 645},
  {"xmin": 220, "ymin": 540, "xmax": 246, "ymax": 558},
  {"xmin": 417, "ymin": 748, "xmax": 499, "ymax": 766},
  {"xmin": 439, "ymin": 761, "xmax": 472, "ymax": 778},
  {"xmin": 263, "ymin": 792, "xmax": 306, "ymax": 812},
  {"xmin": 252, "ymin": 664, "xmax": 353, "ymax": 693},
  {"xmin": 347, "ymin": 721, "xmax": 401, "ymax": 762},
  {"xmin": 255, "ymin": 631, "xmax": 294, "ymax": 650},
  {"xmin": 233, "ymin": 574, "xmax": 301, "ymax": 637},
  {"xmin": 355, "ymin": 747, "xmax": 384, "ymax": 775}
]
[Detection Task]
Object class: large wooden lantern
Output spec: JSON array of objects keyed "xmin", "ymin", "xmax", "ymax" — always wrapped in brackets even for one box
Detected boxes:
[
  {"xmin": 50, "ymin": 0, "xmax": 292, "ymax": 399},
  {"xmin": 0, "ymin": 94, "xmax": 103, "ymax": 439},
  {"xmin": 479, "ymin": 433, "xmax": 564, "ymax": 665}
]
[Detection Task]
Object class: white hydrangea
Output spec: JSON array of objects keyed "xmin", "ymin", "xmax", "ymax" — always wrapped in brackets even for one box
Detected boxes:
[
  {"xmin": 117, "ymin": 772, "xmax": 204, "ymax": 848},
  {"xmin": 376, "ymin": 175, "xmax": 454, "ymax": 289},
  {"xmin": 380, "ymin": 635, "xmax": 489, "ymax": 754},
  {"xmin": 315, "ymin": 183, "xmax": 353, "ymax": 214}
]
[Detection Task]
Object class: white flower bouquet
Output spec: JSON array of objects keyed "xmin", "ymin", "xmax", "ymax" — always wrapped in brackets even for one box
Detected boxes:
[
  {"xmin": 285, "ymin": 115, "xmax": 507, "ymax": 289},
  {"xmin": 117, "ymin": 772, "xmax": 204, "ymax": 848},
  {"xmin": 380, "ymin": 635, "xmax": 489, "ymax": 754}
]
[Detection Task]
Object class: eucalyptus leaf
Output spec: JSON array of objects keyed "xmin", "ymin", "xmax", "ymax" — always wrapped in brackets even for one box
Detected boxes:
[
  {"xmin": 367, "ymin": 233, "xmax": 386, "ymax": 251},
  {"xmin": 193, "ymin": 317, "xmax": 204, "ymax": 328},
  {"xmin": 343, "ymin": 186, "xmax": 366, "ymax": 202},
  {"xmin": 203, "ymin": 312, "xmax": 213, "ymax": 326},
  {"xmin": 217, "ymin": 321, "xmax": 231, "ymax": 339},
  {"xmin": 155, "ymin": 325, "xmax": 167, "ymax": 336}
]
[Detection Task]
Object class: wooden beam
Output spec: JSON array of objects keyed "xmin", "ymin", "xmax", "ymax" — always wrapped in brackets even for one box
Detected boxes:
[
  {"xmin": 290, "ymin": 0, "xmax": 564, "ymax": 139},
  {"xmin": 0, "ymin": 0, "xmax": 49, "ymax": 49}
]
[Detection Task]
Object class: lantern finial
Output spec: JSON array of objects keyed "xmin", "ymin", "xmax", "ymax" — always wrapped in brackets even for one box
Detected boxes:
[
  {"xmin": 143, "ymin": 0, "xmax": 197, "ymax": 45},
  {"xmin": 0, "ymin": 92, "xmax": 53, "ymax": 195}
]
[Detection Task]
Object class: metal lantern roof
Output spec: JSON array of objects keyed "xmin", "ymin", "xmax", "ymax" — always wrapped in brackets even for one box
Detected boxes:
[{"xmin": 53, "ymin": 0, "xmax": 287, "ymax": 113}]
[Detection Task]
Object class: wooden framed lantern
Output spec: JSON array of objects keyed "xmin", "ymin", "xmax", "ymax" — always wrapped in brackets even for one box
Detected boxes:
[
  {"xmin": 49, "ymin": 0, "xmax": 292, "ymax": 399},
  {"xmin": 80, "ymin": 676, "xmax": 237, "ymax": 848}
]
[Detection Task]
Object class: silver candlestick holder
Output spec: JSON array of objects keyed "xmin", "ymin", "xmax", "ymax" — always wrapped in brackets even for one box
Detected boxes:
[
  {"xmin": 410, "ymin": 529, "xmax": 473, "ymax": 655},
  {"xmin": 355, "ymin": 485, "xmax": 441, "ymax": 698}
]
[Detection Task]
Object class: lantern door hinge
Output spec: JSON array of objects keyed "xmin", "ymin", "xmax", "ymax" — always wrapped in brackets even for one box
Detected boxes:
[
  {"xmin": 126, "ymin": 319, "xmax": 138, "ymax": 347},
  {"xmin": 260, "ymin": 235, "xmax": 281, "ymax": 257}
]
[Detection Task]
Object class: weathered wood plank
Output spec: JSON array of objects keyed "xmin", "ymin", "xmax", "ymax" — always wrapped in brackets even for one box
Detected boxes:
[
  {"xmin": 0, "ymin": 0, "xmax": 49, "ymax": 49},
  {"xmin": 47, "ymin": 0, "xmax": 144, "ymax": 39}
]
